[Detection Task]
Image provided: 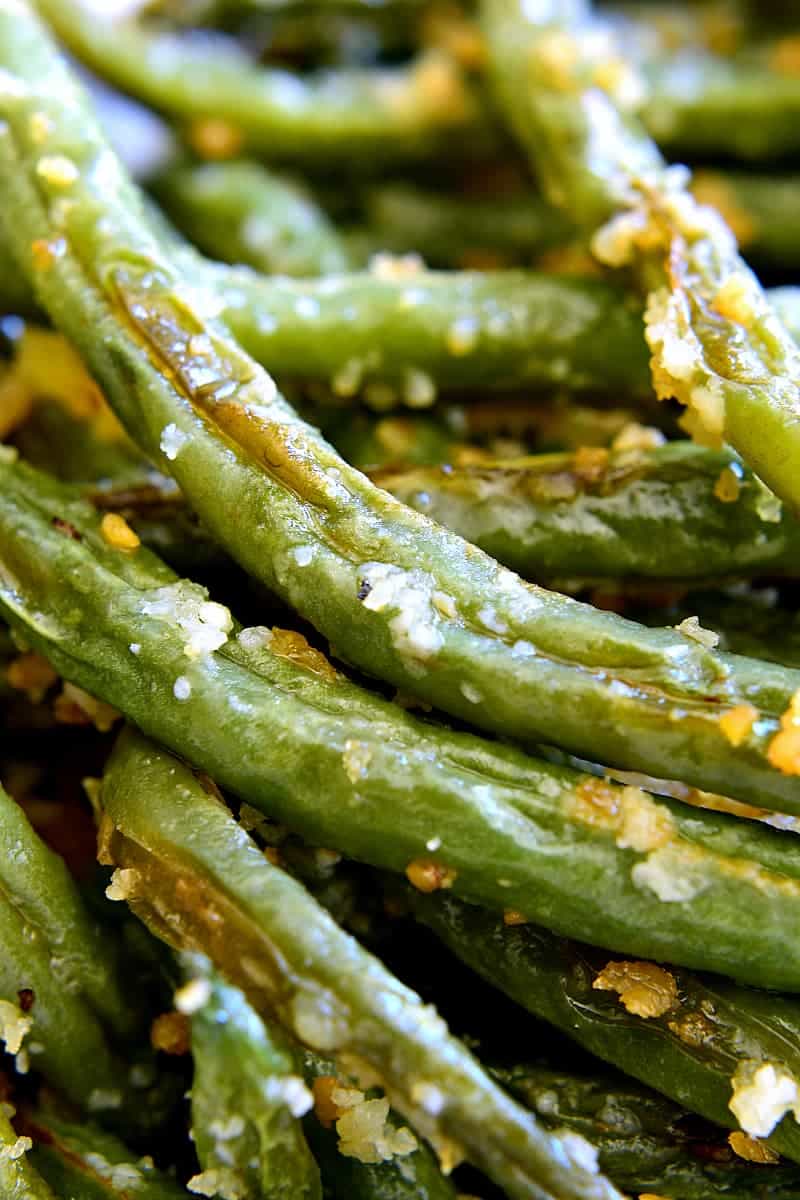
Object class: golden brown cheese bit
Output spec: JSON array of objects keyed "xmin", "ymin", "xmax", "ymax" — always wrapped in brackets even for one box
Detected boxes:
[
  {"xmin": 405, "ymin": 858, "xmax": 458, "ymax": 893},
  {"xmin": 30, "ymin": 237, "xmax": 62, "ymax": 272},
  {"xmin": 572, "ymin": 446, "xmax": 610, "ymax": 484},
  {"xmin": 728, "ymin": 1131, "xmax": 780, "ymax": 1164},
  {"xmin": 771, "ymin": 36, "xmax": 800, "ymax": 76},
  {"xmin": 529, "ymin": 29, "xmax": 581, "ymax": 90},
  {"xmin": 571, "ymin": 776, "xmax": 621, "ymax": 829},
  {"xmin": 6, "ymin": 653, "xmax": 57, "ymax": 704},
  {"xmin": 719, "ymin": 703, "xmax": 758, "ymax": 748},
  {"xmin": 711, "ymin": 274, "xmax": 755, "ymax": 327},
  {"xmin": 714, "ymin": 466, "xmax": 742, "ymax": 503},
  {"xmin": 150, "ymin": 1011, "xmax": 191, "ymax": 1056},
  {"xmin": 593, "ymin": 960, "xmax": 679, "ymax": 1019},
  {"xmin": 503, "ymin": 909, "xmax": 528, "ymax": 926},
  {"xmin": 188, "ymin": 117, "xmax": 244, "ymax": 160},
  {"xmin": 691, "ymin": 173, "xmax": 756, "ymax": 248},
  {"xmin": 100, "ymin": 512, "xmax": 141, "ymax": 552},
  {"xmin": 768, "ymin": 689, "xmax": 800, "ymax": 775},
  {"xmin": 312, "ymin": 1076, "xmax": 343, "ymax": 1128},
  {"xmin": 269, "ymin": 628, "xmax": 339, "ymax": 682}
]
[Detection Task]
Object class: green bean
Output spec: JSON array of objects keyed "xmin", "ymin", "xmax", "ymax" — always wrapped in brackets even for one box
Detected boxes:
[
  {"xmin": 100, "ymin": 726, "xmax": 623, "ymax": 1200},
  {"xmin": 5, "ymin": 20, "xmax": 800, "ymax": 816},
  {"xmin": 187, "ymin": 956, "xmax": 322, "ymax": 1200},
  {"xmin": 376, "ymin": 441, "xmax": 800, "ymax": 582},
  {"xmin": 496, "ymin": 1061, "xmax": 800, "ymax": 1199},
  {"xmin": 693, "ymin": 170, "xmax": 800, "ymax": 270},
  {"xmin": 0, "ymin": 781, "xmax": 136, "ymax": 1036},
  {"xmin": 300, "ymin": 1051, "xmax": 458, "ymax": 1200},
  {"xmin": 36, "ymin": 0, "xmax": 484, "ymax": 166},
  {"xmin": 642, "ymin": 46, "xmax": 800, "ymax": 162},
  {"xmin": 0, "ymin": 1109, "xmax": 58, "ymax": 1200},
  {"xmin": 24, "ymin": 1107, "xmax": 191, "ymax": 1198},
  {"xmin": 413, "ymin": 892, "xmax": 800, "ymax": 1164},
  {"xmin": 7, "ymin": 457, "xmax": 800, "ymax": 986},
  {"xmin": 481, "ymin": 0, "xmax": 800, "ymax": 515},
  {"xmin": 154, "ymin": 161, "xmax": 352, "ymax": 278},
  {"xmin": 363, "ymin": 182, "xmax": 575, "ymax": 268}
]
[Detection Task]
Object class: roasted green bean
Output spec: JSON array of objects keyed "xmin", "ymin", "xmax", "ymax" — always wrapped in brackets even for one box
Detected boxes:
[{"xmin": 100, "ymin": 726, "xmax": 623, "ymax": 1200}]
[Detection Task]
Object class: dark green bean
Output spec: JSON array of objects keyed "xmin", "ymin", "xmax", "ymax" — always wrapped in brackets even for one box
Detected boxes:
[
  {"xmin": 413, "ymin": 892, "xmax": 800, "ymax": 1164},
  {"xmin": 154, "ymin": 161, "xmax": 352, "ymax": 278},
  {"xmin": 100, "ymin": 726, "xmax": 623, "ymax": 1200},
  {"xmin": 376, "ymin": 441, "xmax": 800, "ymax": 582}
]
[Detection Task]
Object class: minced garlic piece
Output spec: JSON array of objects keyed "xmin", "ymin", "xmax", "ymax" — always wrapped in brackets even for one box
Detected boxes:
[
  {"xmin": 712, "ymin": 274, "xmax": 755, "ymax": 327},
  {"xmin": 35, "ymin": 154, "xmax": 79, "ymax": 187},
  {"xmin": 0, "ymin": 1135, "xmax": 32, "ymax": 1162},
  {"xmin": 674, "ymin": 615, "xmax": 720, "ymax": 648},
  {"xmin": 610, "ymin": 423, "xmax": 665, "ymax": 453},
  {"xmin": 729, "ymin": 1061, "xmax": 800, "ymax": 1138},
  {"xmin": 616, "ymin": 787, "xmax": 674, "ymax": 853},
  {"xmin": 174, "ymin": 978, "xmax": 212, "ymax": 1015},
  {"xmin": 719, "ymin": 704, "xmax": 758, "ymax": 748},
  {"xmin": 100, "ymin": 512, "xmax": 140, "ymax": 551},
  {"xmin": 0, "ymin": 1000, "xmax": 33, "ymax": 1056},
  {"xmin": 188, "ymin": 1167, "xmax": 246, "ymax": 1198},
  {"xmin": 369, "ymin": 252, "xmax": 425, "ymax": 281},
  {"xmin": 503, "ymin": 909, "xmax": 528, "ymax": 926},
  {"xmin": 593, "ymin": 960, "xmax": 678, "ymax": 1018},
  {"xmin": 6, "ymin": 652, "xmax": 57, "ymax": 703},
  {"xmin": 141, "ymin": 583, "xmax": 232, "ymax": 659},
  {"xmin": 336, "ymin": 1095, "xmax": 417, "ymax": 1164},
  {"xmin": 105, "ymin": 867, "xmax": 139, "ymax": 902},
  {"xmin": 631, "ymin": 844, "xmax": 709, "ymax": 903},
  {"xmin": 406, "ymin": 859, "xmax": 458, "ymax": 893},
  {"xmin": 342, "ymin": 739, "xmax": 372, "ymax": 784},
  {"xmin": 728, "ymin": 1131, "xmax": 780, "ymax": 1164},
  {"xmin": 270, "ymin": 628, "xmax": 338, "ymax": 681}
]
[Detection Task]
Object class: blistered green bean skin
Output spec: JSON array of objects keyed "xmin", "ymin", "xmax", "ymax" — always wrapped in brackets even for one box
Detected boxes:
[
  {"xmin": 155, "ymin": 162, "xmax": 352, "ymax": 278},
  {"xmin": 9, "ymin": 458, "xmax": 800, "ymax": 986},
  {"xmin": 0, "ymin": 1110, "xmax": 57, "ymax": 1200},
  {"xmin": 188, "ymin": 959, "xmax": 322, "ymax": 1200},
  {"xmin": 3, "ymin": 16, "xmax": 800, "ymax": 819},
  {"xmin": 481, "ymin": 0, "xmax": 800, "ymax": 516},
  {"xmin": 414, "ymin": 894, "xmax": 800, "ymax": 1164},
  {"xmin": 36, "ymin": 0, "xmax": 483, "ymax": 165},
  {"xmin": 496, "ymin": 1062, "xmax": 800, "ymax": 1199},
  {"xmin": 24, "ymin": 1108, "xmax": 191, "ymax": 1198},
  {"xmin": 377, "ymin": 442, "xmax": 800, "ymax": 581},
  {"xmin": 100, "ymin": 727, "xmax": 623, "ymax": 1200}
]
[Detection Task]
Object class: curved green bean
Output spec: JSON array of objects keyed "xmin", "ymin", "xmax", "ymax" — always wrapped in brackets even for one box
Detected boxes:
[
  {"xmin": 496, "ymin": 1061, "xmax": 800, "ymax": 1199},
  {"xmin": 0, "ymin": 781, "xmax": 136, "ymax": 1036},
  {"xmin": 154, "ymin": 161, "xmax": 352, "ymax": 278},
  {"xmin": 481, "ymin": 0, "xmax": 800, "ymax": 515},
  {"xmin": 188, "ymin": 957, "xmax": 322, "ymax": 1200},
  {"xmin": 376, "ymin": 441, "xmax": 800, "ymax": 581},
  {"xmin": 24, "ymin": 1107, "xmax": 191, "ymax": 1199},
  {"xmin": 414, "ymin": 892, "xmax": 800, "ymax": 1164},
  {"xmin": 2, "ymin": 20, "xmax": 799, "ymax": 816},
  {"xmin": 100, "ymin": 726, "xmax": 623, "ymax": 1200},
  {"xmin": 6, "ymin": 459, "xmax": 800, "ymax": 986},
  {"xmin": 693, "ymin": 170, "xmax": 800, "ymax": 270},
  {"xmin": 363, "ymin": 182, "xmax": 575, "ymax": 269},
  {"xmin": 36, "ymin": 0, "xmax": 484, "ymax": 166}
]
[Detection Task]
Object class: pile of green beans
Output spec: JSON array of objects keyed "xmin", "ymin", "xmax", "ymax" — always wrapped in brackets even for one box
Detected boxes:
[{"xmin": 2, "ymin": 0, "xmax": 800, "ymax": 1196}]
